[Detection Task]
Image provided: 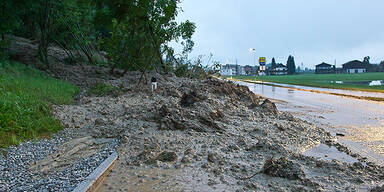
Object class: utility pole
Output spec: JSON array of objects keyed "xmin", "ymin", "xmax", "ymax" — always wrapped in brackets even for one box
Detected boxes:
[{"xmin": 335, "ymin": 59, "xmax": 337, "ymax": 74}]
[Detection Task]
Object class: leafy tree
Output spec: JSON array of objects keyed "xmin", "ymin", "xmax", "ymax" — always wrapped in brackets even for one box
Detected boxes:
[
  {"xmin": 271, "ymin": 57, "xmax": 277, "ymax": 68},
  {"xmin": 101, "ymin": 18, "xmax": 156, "ymax": 77},
  {"xmin": 286, "ymin": 55, "xmax": 296, "ymax": 75},
  {"xmin": 2, "ymin": 0, "xmax": 99, "ymax": 67},
  {"xmin": 363, "ymin": 56, "xmax": 370, "ymax": 64},
  {"xmin": 143, "ymin": 0, "xmax": 196, "ymax": 72},
  {"xmin": 101, "ymin": 0, "xmax": 196, "ymax": 76},
  {"xmin": 1, "ymin": 0, "xmax": 195, "ymax": 75},
  {"xmin": 21, "ymin": 0, "xmax": 88, "ymax": 68},
  {"xmin": 0, "ymin": 1, "xmax": 23, "ymax": 59},
  {"xmin": 213, "ymin": 61, "xmax": 221, "ymax": 71},
  {"xmin": 379, "ymin": 61, "xmax": 384, "ymax": 72},
  {"xmin": 0, "ymin": 1, "xmax": 22, "ymax": 41}
]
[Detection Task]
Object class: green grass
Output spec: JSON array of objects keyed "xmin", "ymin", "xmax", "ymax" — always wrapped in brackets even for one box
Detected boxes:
[
  {"xmin": 0, "ymin": 61, "xmax": 79, "ymax": 148},
  {"xmin": 88, "ymin": 82, "xmax": 123, "ymax": 97},
  {"xmin": 233, "ymin": 73, "xmax": 384, "ymax": 92}
]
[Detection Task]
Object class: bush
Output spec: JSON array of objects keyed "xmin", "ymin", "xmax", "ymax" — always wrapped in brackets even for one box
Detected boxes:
[
  {"xmin": 0, "ymin": 61, "xmax": 79, "ymax": 148},
  {"xmin": 175, "ymin": 64, "xmax": 188, "ymax": 77}
]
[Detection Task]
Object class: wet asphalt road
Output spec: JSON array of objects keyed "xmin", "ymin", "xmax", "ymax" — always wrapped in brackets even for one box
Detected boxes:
[{"xmin": 237, "ymin": 80, "xmax": 384, "ymax": 166}]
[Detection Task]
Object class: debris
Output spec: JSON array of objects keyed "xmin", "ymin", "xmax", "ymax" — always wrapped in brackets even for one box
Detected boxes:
[
  {"xmin": 180, "ymin": 91, "xmax": 200, "ymax": 107},
  {"xmin": 262, "ymin": 157, "xmax": 305, "ymax": 180},
  {"xmin": 370, "ymin": 185, "xmax": 384, "ymax": 192},
  {"xmin": 260, "ymin": 99, "xmax": 279, "ymax": 114},
  {"xmin": 207, "ymin": 152, "xmax": 221, "ymax": 164},
  {"xmin": 155, "ymin": 151, "xmax": 178, "ymax": 162},
  {"xmin": 199, "ymin": 116, "xmax": 222, "ymax": 132}
]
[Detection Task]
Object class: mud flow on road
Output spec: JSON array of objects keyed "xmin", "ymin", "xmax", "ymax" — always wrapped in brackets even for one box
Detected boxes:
[{"xmin": 237, "ymin": 81, "xmax": 384, "ymax": 166}]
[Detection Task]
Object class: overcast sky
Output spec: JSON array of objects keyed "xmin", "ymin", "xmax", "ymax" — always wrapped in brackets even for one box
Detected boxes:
[{"xmin": 175, "ymin": 0, "xmax": 384, "ymax": 68}]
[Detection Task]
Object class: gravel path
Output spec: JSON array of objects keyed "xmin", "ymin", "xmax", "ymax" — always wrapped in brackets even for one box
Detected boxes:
[{"xmin": 0, "ymin": 129, "xmax": 118, "ymax": 192}]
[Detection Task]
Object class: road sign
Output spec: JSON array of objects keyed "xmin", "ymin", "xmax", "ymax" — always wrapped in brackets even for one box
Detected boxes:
[{"xmin": 259, "ymin": 57, "xmax": 266, "ymax": 66}]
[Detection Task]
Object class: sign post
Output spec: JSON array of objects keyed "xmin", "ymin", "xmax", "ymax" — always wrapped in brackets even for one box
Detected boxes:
[{"xmin": 259, "ymin": 57, "xmax": 266, "ymax": 75}]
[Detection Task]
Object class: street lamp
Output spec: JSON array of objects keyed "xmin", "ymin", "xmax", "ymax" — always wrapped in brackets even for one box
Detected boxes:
[{"xmin": 249, "ymin": 48, "xmax": 256, "ymax": 76}]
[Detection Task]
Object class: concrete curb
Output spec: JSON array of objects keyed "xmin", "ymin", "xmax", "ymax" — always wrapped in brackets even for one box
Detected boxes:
[{"xmin": 72, "ymin": 152, "xmax": 118, "ymax": 192}]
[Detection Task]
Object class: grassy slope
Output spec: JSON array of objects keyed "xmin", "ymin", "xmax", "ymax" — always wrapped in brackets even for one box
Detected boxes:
[
  {"xmin": 234, "ymin": 73, "xmax": 384, "ymax": 92},
  {"xmin": 0, "ymin": 61, "xmax": 79, "ymax": 148}
]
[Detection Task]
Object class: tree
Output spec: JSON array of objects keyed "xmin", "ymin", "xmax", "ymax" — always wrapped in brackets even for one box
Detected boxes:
[
  {"xmin": 101, "ymin": 0, "xmax": 196, "ymax": 76},
  {"xmin": 0, "ymin": 1, "xmax": 24, "ymax": 59},
  {"xmin": 363, "ymin": 56, "xmax": 370, "ymax": 64},
  {"xmin": 271, "ymin": 57, "xmax": 277, "ymax": 68},
  {"xmin": 213, "ymin": 61, "xmax": 221, "ymax": 71},
  {"xmin": 380, "ymin": 61, "xmax": 384, "ymax": 72},
  {"xmin": 15, "ymin": 0, "xmax": 95, "ymax": 68},
  {"xmin": 286, "ymin": 55, "xmax": 296, "ymax": 75},
  {"xmin": 0, "ymin": 1, "xmax": 22, "ymax": 41}
]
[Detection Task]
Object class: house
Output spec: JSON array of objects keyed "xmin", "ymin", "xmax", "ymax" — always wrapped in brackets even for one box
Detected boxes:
[
  {"xmin": 267, "ymin": 64, "xmax": 288, "ymax": 75},
  {"xmin": 221, "ymin": 64, "xmax": 246, "ymax": 76},
  {"xmin": 342, "ymin": 60, "xmax": 367, "ymax": 74},
  {"xmin": 315, "ymin": 63, "xmax": 335, "ymax": 74},
  {"xmin": 221, "ymin": 68, "xmax": 233, "ymax": 76}
]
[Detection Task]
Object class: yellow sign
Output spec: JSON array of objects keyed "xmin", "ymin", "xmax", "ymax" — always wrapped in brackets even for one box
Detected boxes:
[{"xmin": 259, "ymin": 57, "xmax": 266, "ymax": 63}]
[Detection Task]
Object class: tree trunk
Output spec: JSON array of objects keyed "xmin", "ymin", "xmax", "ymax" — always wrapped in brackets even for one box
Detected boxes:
[
  {"xmin": 110, "ymin": 64, "xmax": 116, "ymax": 75},
  {"xmin": 1, "ymin": 2, "xmax": 4, "ymax": 41},
  {"xmin": 144, "ymin": 72, "xmax": 148, "ymax": 84},
  {"xmin": 136, "ymin": 71, "xmax": 145, "ymax": 88},
  {"xmin": 147, "ymin": 24, "xmax": 166, "ymax": 73},
  {"xmin": 122, "ymin": 67, "xmax": 130, "ymax": 76}
]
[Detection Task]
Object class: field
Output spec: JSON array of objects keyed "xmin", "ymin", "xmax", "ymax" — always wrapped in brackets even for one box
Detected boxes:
[
  {"xmin": 233, "ymin": 73, "xmax": 384, "ymax": 92},
  {"xmin": 0, "ymin": 61, "xmax": 79, "ymax": 148}
]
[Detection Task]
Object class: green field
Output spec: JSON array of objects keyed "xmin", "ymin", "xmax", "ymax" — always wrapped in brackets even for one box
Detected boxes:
[
  {"xmin": 233, "ymin": 73, "xmax": 384, "ymax": 92},
  {"xmin": 0, "ymin": 61, "xmax": 79, "ymax": 148}
]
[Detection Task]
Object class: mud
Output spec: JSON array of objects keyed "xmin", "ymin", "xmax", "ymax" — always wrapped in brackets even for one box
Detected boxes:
[
  {"xmin": 29, "ymin": 137, "xmax": 115, "ymax": 177},
  {"xmin": 50, "ymin": 71, "xmax": 384, "ymax": 191}
]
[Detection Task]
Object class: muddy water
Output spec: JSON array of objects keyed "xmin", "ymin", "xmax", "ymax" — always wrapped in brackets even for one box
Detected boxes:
[
  {"xmin": 303, "ymin": 143, "xmax": 359, "ymax": 164},
  {"xmin": 237, "ymin": 81, "xmax": 384, "ymax": 165},
  {"xmin": 254, "ymin": 81, "xmax": 384, "ymax": 98}
]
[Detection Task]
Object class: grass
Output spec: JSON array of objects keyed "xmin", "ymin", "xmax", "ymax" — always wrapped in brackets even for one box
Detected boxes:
[
  {"xmin": 0, "ymin": 60, "xmax": 79, "ymax": 148},
  {"xmin": 88, "ymin": 82, "xmax": 123, "ymax": 97},
  {"xmin": 233, "ymin": 73, "xmax": 384, "ymax": 92}
]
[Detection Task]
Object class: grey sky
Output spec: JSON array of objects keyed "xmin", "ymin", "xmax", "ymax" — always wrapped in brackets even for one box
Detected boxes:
[{"xmin": 176, "ymin": 0, "xmax": 384, "ymax": 68}]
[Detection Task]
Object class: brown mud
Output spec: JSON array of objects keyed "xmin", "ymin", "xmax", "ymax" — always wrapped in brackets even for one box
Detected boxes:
[{"xmin": 51, "ymin": 69, "xmax": 383, "ymax": 192}]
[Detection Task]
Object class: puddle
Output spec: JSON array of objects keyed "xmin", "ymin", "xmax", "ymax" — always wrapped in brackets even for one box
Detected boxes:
[
  {"xmin": 330, "ymin": 80, "xmax": 384, "ymax": 86},
  {"xmin": 303, "ymin": 144, "xmax": 359, "ymax": 164}
]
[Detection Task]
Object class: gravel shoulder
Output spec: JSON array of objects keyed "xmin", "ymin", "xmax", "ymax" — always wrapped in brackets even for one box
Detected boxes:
[{"xmin": 0, "ymin": 128, "xmax": 118, "ymax": 191}]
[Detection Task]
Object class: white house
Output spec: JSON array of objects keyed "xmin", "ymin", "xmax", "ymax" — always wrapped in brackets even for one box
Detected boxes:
[
  {"xmin": 346, "ymin": 68, "xmax": 366, "ymax": 74},
  {"xmin": 221, "ymin": 68, "xmax": 234, "ymax": 76},
  {"xmin": 267, "ymin": 64, "xmax": 288, "ymax": 75},
  {"xmin": 275, "ymin": 64, "xmax": 288, "ymax": 75},
  {"xmin": 221, "ymin": 64, "xmax": 246, "ymax": 76}
]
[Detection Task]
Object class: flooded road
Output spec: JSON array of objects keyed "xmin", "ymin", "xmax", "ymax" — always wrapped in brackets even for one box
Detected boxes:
[
  {"xmin": 249, "ymin": 80, "xmax": 384, "ymax": 98},
  {"xmin": 237, "ymin": 81, "xmax": 384, "ymax": 165}
]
